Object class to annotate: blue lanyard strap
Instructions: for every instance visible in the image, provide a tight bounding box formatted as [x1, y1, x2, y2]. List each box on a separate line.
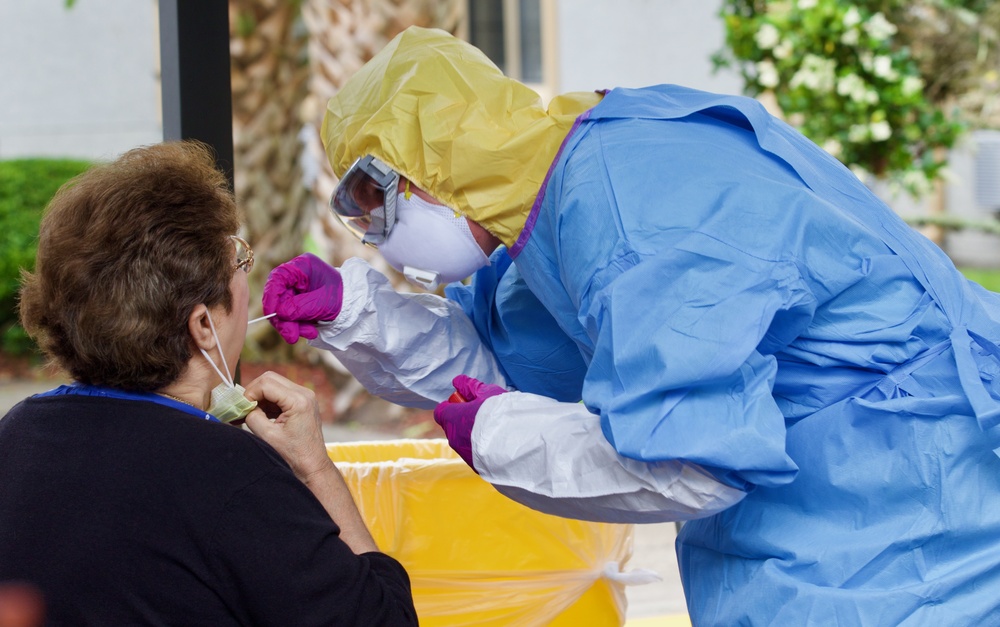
[34, 384, 220, 423]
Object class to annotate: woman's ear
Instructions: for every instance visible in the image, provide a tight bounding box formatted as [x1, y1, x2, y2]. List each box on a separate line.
[187, 304, 216, 352]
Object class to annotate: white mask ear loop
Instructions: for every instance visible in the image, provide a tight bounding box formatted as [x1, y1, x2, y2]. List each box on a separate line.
[199, 311, 235, 388]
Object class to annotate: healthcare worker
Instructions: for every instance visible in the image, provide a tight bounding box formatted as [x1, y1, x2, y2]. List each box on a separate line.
[264, 26, 1000, 625]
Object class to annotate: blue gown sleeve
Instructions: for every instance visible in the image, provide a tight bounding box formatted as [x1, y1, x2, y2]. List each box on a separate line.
[583, 234, 811, 490]
[445, 248, 588, 402]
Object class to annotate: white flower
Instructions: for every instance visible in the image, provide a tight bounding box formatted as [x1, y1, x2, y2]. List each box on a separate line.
[843, 7, 862, 28]
[837, 73, 869, 102]
[865, 12, 898, 40]
[901, 170, 932, 195]
[859, 51, 874, 72]
[774, 39, 794, 60]
[755, 23, 781, 50]
[873, 55, 898, 81]
[848, 124, 869, 143]
[756, 60, 780, 88]
[790, 54, 836, 93]
[864, 88, 880, 105]
[841, 29, 859, 46]
[823, 138, 842, 157]
[901, 76, 924, 97]
[798, 0, 818, 9]
[870, 120, 892, 141]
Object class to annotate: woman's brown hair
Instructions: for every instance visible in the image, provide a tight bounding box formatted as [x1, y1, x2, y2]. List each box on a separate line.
[19, 141, 241, 391]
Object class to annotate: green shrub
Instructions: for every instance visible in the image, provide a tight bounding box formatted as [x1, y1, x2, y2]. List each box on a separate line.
[0, 158, 92, 356]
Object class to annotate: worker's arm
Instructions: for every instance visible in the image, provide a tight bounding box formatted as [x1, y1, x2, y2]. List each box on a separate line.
[470, 391, 746, 523]
[308, 257, 507, 409]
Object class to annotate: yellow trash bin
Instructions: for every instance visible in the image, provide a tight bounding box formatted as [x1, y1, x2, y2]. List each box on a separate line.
[327, 439, 636, 626]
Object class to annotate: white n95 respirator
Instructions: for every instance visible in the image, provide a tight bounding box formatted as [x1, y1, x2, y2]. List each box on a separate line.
[377, 192, 489, 291]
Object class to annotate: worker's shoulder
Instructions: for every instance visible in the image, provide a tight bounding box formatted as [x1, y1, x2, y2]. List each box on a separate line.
[589, 84, 757, 120]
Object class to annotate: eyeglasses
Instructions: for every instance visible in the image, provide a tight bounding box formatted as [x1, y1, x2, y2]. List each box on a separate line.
[230, 235, 254, 274]
[330, 155, 400, 247]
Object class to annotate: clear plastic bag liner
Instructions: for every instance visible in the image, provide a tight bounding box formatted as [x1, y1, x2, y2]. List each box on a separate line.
[326, 439, 648, 626]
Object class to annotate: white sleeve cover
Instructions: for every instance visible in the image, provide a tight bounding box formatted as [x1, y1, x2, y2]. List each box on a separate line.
[308, 257, 507, 410]
[472, 391, 747, 524]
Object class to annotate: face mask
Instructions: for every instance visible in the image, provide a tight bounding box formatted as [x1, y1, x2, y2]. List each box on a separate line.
[377, 192, 489, 291]
[199, 311, 257, 423]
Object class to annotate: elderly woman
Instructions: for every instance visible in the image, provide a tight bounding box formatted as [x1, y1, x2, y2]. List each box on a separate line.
[0, 142, 417, 626]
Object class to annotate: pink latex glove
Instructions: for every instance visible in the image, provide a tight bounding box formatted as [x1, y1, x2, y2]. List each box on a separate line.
[433, 375, 508, 471]
[262, 253, 344, 344]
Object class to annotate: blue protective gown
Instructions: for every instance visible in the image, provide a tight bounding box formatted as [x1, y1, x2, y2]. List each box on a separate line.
[447, 85, 1000, 625]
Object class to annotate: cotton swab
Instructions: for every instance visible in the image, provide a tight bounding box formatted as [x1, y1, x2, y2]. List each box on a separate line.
[248, 313, 277, 325]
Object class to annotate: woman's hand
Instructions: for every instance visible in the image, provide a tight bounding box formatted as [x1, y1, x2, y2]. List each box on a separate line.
[241, 370, 379, 554]
[241, 371, 333, 483]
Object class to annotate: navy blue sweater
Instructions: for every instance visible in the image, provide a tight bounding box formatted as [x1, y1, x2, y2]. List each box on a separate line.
[0, 393, 417, 626]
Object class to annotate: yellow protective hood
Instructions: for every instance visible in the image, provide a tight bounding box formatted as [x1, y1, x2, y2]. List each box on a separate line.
[321, 26, 603, 248]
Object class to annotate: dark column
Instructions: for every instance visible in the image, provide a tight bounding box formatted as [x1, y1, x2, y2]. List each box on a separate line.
[159, 1, 240, 385]
[158, 0, 234, 190]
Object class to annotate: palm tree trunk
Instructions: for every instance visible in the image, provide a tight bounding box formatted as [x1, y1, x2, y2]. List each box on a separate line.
[229, 0, 312, 357]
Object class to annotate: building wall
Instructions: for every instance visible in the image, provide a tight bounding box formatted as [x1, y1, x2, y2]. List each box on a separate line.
[0, 0, 161, 161]
[555, 0, 741, 95]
